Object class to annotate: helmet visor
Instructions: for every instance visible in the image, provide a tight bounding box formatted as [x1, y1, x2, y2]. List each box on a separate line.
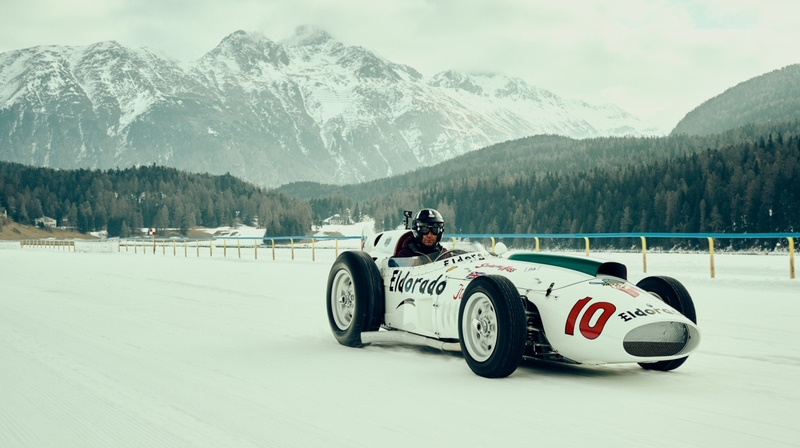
[418, 223, 443, 235]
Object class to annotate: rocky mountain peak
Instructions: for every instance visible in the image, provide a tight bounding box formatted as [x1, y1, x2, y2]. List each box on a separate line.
[429, 70, 486, 95]
[202, 30, 288, 68]
[0, 27, 655, 188]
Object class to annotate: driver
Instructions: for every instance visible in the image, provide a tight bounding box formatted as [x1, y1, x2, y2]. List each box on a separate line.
[396, 208, 445, 262]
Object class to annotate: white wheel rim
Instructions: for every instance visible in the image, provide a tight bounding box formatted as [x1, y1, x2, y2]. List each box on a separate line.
[331, 269, 355, 330]
[462, 292, 498, 362]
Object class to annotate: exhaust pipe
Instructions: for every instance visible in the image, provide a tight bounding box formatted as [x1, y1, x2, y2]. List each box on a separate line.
[360, 330, 462, 352]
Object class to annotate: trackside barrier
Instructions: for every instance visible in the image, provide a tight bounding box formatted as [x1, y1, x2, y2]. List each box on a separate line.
[17, 239, 121, 253]
[19, 239, 76, 251]
[640, 236, 648, 273]
[708, 237, 716, 279]
[111, 236, 355, 262]
[15, 233, 798, 279]
[454, 232, 799, 279]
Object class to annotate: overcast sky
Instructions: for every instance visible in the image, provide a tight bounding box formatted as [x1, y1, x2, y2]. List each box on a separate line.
[2, 0, 799, 131]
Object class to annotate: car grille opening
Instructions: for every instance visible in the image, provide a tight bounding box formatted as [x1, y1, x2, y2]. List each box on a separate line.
[623, 322, 690, 357]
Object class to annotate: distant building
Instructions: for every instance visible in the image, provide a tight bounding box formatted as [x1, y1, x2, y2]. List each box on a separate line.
[35, 216, 57, 228]
[59, 216, 76, 230]
[323, 213, 350, 226]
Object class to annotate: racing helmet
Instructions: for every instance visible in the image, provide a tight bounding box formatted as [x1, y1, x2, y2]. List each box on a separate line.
[412, 208, 444, 244]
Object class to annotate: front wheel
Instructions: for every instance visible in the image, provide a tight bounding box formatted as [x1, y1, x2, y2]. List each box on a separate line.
[458, 276, 527, 378]
[326, 251, 384, 346]
[636, 276, 697, 371]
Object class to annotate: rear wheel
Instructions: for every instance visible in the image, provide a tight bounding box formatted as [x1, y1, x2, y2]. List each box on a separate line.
[458, 276, 527, 378]
[326, 251, 384, 346]
[635, 276, 697, 371]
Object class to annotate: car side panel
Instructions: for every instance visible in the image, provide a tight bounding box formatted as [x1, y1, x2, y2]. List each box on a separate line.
[381, 261, 445, 338]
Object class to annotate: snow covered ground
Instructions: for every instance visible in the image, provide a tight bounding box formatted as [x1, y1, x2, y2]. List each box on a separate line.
[1, 237, 798, 448]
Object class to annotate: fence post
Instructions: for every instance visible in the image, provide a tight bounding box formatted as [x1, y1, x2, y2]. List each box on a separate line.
[335, 239, 339, 258]
[223, 239, 227, 258]
[271, 239, 275, 260]
[173, 240, 176, 256]
[789, 237, 795, 280]
[584, 237, 590, 256]
[708, 237, 715, 279]
[255, 241, 258, 260]
[238, 239, 241, 259]
[291, 239, 294, 261]
[535, 237, 540, 252]
[640, 236, 647, 273]
[196, 240, 199, 257]
[451, 237, 456, 250]
[152, 238, 156, 254]
[209, 239, 213, 257]
[490, 237, 495, 252]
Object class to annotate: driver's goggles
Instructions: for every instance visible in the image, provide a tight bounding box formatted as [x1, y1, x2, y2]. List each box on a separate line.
[418, 224, 443, 235]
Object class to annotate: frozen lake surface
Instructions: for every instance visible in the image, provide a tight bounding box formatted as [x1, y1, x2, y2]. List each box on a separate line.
[1, 243, 798, 448]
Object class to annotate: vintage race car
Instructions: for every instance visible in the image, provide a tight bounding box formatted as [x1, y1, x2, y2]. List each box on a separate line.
[326, 227, 701, 378]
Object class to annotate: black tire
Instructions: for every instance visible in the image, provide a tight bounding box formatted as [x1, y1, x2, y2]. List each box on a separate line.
[458, 275, 527, 378]
[326, 251, 384, 347]
[635, 276, 697, 371]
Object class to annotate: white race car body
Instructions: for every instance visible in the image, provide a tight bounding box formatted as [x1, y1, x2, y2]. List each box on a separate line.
[327, 228, 701, 377]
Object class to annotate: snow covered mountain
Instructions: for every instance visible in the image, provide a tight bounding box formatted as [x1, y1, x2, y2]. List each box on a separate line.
[0, 26, 655, 187]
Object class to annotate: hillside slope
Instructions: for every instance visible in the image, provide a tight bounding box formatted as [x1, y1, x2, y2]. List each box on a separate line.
[672, 64, 800, 136]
